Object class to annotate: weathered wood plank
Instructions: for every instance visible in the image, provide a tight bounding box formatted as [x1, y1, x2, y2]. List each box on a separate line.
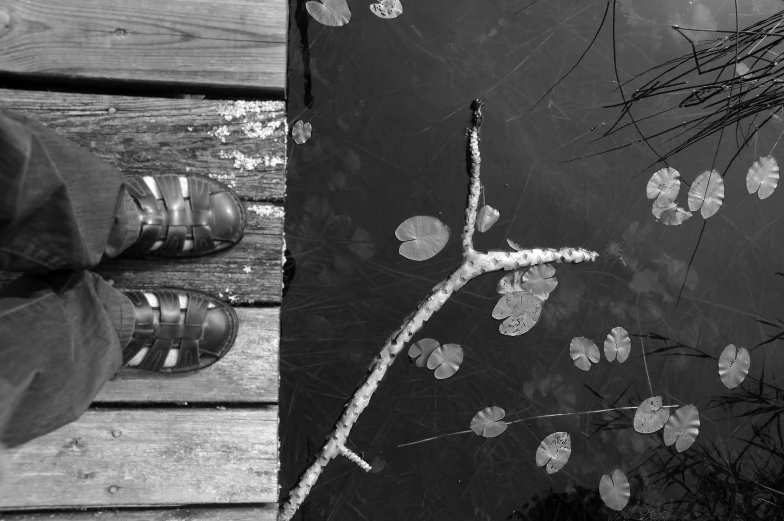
[0, 0, 286, 91]
[0, 409, 278, 508]
[0, 89, 287, 201]
[0, 89, 287, 304]
[0, 506, 277, 520]
[96, 307, 279, 403]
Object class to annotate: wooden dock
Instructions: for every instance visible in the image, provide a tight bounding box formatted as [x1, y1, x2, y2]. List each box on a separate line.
[0, 1, 286, 519]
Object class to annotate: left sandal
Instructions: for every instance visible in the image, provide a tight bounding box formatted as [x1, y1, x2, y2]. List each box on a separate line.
[120, 287, 239, 374]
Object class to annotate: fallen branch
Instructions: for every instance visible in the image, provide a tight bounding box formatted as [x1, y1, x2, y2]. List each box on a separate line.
[279, 100, 598, 521]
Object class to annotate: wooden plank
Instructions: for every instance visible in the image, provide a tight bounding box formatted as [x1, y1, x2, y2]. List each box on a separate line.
[0, 0, 286, 92]
[0, 507, 277, 520]
[96, 308, 279, 403]
[0, 409, 278, 508]
[0, 89, 286, 304]
[0, 89, 287, 201]
[0, 506, 277, 520]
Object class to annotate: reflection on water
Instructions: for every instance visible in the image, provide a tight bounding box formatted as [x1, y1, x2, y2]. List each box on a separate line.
[282, 1, 784, 519]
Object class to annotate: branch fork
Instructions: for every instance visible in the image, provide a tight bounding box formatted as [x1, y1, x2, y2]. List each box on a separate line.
[279, 100, 598, 520]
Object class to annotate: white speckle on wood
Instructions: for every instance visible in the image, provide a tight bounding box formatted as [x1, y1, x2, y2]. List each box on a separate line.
[241, 118, 283, 139]
[208, 125, 231, 143]
[243, 266, 252, 273]
[217, 100, 284, 121]
[218, 149, 263, 171]
[188, 127, 193, 131]
[248, 204, 284, 219]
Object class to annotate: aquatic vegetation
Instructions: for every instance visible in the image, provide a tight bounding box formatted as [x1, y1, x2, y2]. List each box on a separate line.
[633, 396, 670, 434]
[492, 290, 542, 336]
[535, 431, 572, 474]
[394, 215, 450, 261]
[291, 120, 312, 144]
[426, 343, 464, 379]
[470, 406, 507, 438]
[604, 326, 631, 363]
[305, 0, 351, 26]
[369, 0, 402, 19]
[746, 155, 780, 199]
[569, 336, 601, 371]
[475, 205, 500, 232]
[687, 170, 725, 219]
[662, 405, 700, 452]
[718, 344, 751, 389]
[600, 469, 631, 511]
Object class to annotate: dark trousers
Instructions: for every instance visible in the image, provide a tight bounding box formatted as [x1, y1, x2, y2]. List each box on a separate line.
[0, 108, 139, 449]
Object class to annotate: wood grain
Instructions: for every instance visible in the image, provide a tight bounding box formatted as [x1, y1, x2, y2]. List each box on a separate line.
[0, 89, 287, 201]
[0, 0, 286, 91]
[0, 89, 287, 304]
[0, 408, 278, 508]
[0, 507, 277, 521]
[96, 308, 279, 403]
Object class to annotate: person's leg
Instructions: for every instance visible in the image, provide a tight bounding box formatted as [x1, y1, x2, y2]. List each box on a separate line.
[0, 270, 134, 448]
[0, 108, 139, 273]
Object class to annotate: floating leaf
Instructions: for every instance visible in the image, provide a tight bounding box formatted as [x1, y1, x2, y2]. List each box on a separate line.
[570, 337, 600, 371]
[604, 327, 631, 363]
[395, 216, 450, 261]
[736, 61, 750, 77]
[718, 344, 750, 389]
[663, 405, 700, 452]
[746, 156, 779, 200]
[688, 170, 725, 218]
[633, 396, 670, 434]
[522, 265, 558, 300]
[409, 338, 439, 368]
[599, 469, 631, 511]
[651, 200, 675, 220]
[535, 432, 571, 474]
[369, 0, 402, 18]
[493, 291, 542, 336]
[496, 265, 557, 300]
[292, 120, 313, 144]
[426, 343, 464, 379]
[657, 205, 692, 226]
[492, 290, 540, 319]
[305, 0, 351, 26]
[507, 238, 524, 251]
[470, 406, 507, 438]
[476, 205, 500, 233]
[647, 167, 681, 206]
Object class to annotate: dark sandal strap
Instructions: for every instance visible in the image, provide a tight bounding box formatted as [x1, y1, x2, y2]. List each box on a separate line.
[125, 175, 217, 254]
[122, 289, 213, 372]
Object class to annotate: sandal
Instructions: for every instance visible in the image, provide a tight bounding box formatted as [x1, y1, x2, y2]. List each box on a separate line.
[123, 173, 246, 257]
[120, 287, 239, 373]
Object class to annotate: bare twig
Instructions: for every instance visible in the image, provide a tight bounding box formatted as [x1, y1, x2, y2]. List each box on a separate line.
[279, 100, 599, 521]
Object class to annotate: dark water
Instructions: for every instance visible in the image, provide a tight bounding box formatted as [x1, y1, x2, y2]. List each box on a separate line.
[281, 0, 784, 519]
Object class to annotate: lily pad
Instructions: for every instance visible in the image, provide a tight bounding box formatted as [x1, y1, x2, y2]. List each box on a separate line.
[570, 337, 600, 371]
[426, 343, 464, 379]
[496, 265, 557, 300]
[688, 170, 725, 218]
[369, 0, 402, 18]
[633, 396, 670, 434]
[663, 404, 700, 452]
[305, 0, 351, 26]
[535, 431, 571, 474]
[604, 326, 631, 363]
[476, 205, 500, 233]
[292, 120, 313, 144]
[657, 205, 692, 226]
[746, 156, 779, 200]
[599, 468, 631, 511]
[409, 338, 439, 368]
[492, 291, 542, 336]
[507, 238, 524, 251]
[718, 344, 750, 389]
[647, 167, 681, 206]
[470, 406, 507, 438]
[395, 216, 450, 261]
